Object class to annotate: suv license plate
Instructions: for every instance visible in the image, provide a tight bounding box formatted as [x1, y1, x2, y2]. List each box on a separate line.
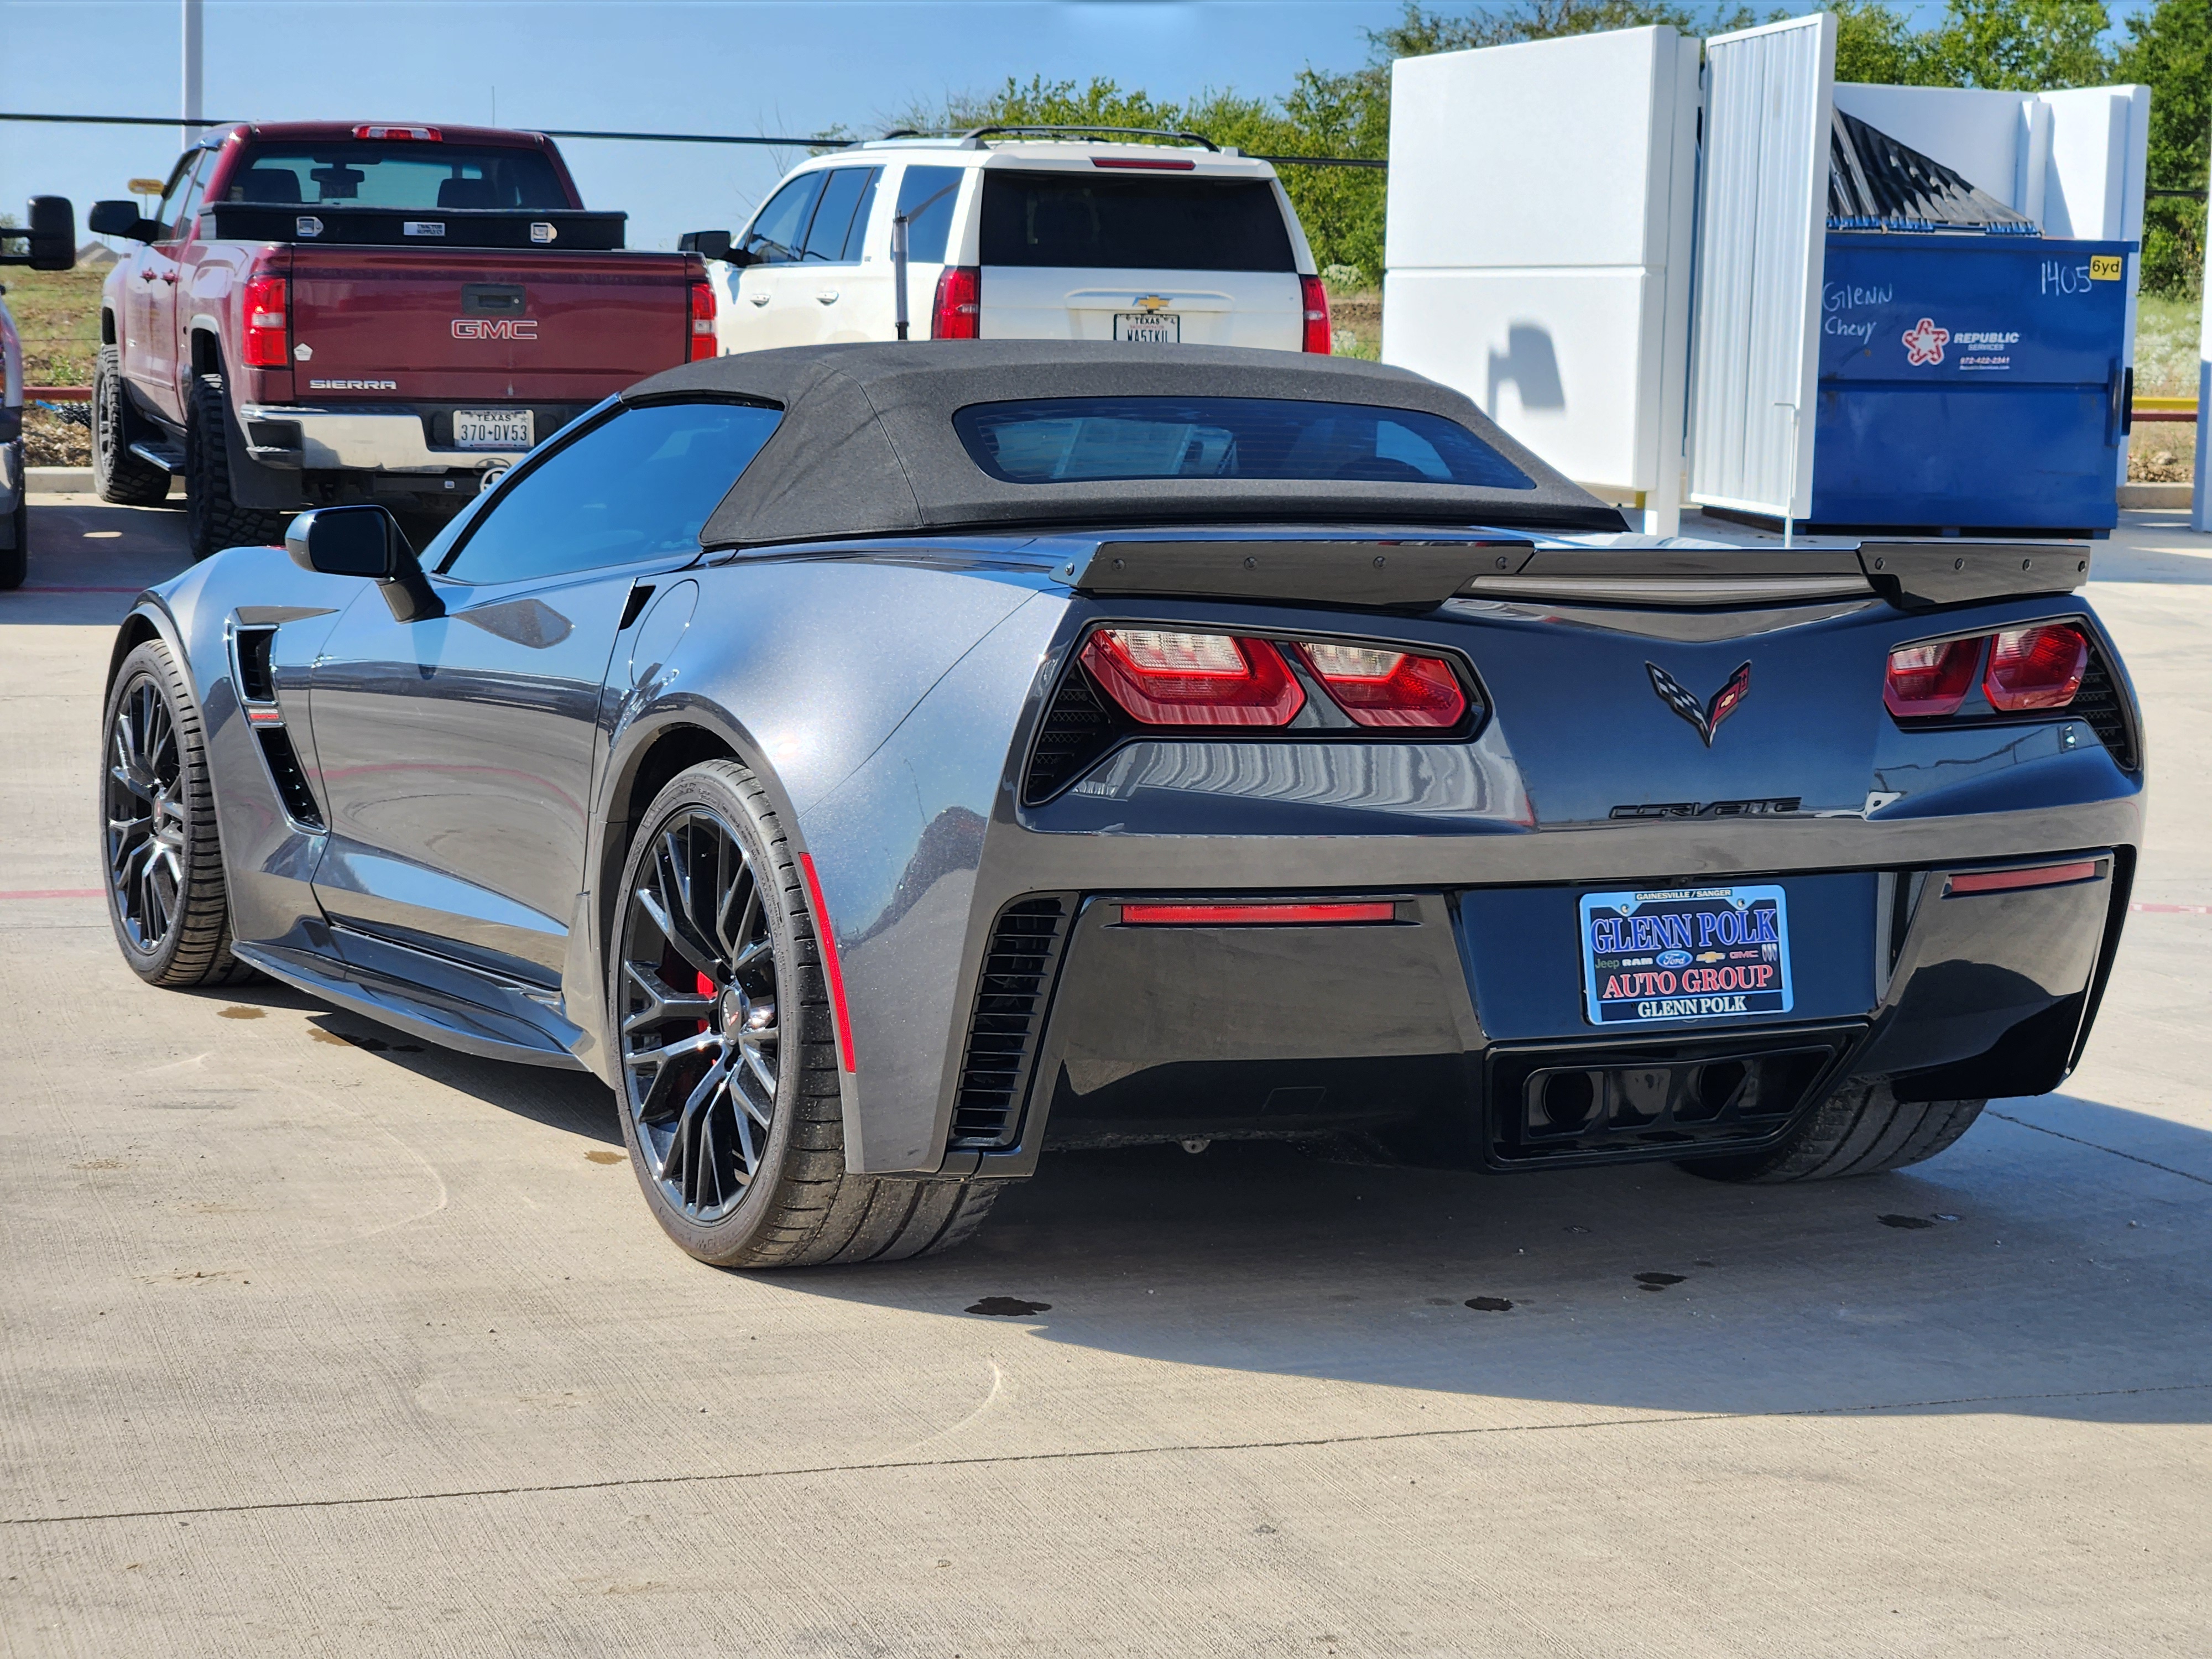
[1113, 312, 1181, 343]
[1578, 885, 1793, 1027]
[453, 408, 533, 450]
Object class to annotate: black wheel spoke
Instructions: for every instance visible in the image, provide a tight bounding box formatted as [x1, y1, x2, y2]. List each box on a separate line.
[618, 802, 782, 1225]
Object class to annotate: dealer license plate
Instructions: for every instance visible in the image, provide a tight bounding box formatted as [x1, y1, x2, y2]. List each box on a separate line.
[1113, 312, 1181, 343]
[452, 408, 533, 451]
[1578, 885, 1793, 1027]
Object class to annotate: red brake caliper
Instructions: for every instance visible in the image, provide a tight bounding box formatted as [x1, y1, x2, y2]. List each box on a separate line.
[696, 969, 716, 1034]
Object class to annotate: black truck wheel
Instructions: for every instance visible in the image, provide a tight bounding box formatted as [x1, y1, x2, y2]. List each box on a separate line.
[92, 346, 173, 507]
[611, 759, 1004, 1267]
[184, 372, 290, 562]
[1677, 1082, 1984, 1183]
[101, 639, 257, 988]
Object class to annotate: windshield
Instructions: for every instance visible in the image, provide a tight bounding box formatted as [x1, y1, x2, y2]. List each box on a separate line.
[979, 171, 1293, 271]
[227, 142, 569, 211]
[953, 397, 1534, 489]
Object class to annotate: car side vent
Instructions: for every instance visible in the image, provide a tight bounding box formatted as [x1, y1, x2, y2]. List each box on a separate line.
[1023, 669, 1124, 804]
[255, 728, 325, 829]
[2073, 641, 2138, 772]
[235, 627, 278, 703]
[948, 897, 1070, 1148]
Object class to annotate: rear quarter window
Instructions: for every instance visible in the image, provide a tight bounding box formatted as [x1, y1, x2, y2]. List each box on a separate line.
[979, 171, 1294, 272]
[953, 397, 1533, 490]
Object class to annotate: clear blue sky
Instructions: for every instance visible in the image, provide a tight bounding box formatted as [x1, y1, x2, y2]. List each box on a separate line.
[0, 0, 2156, 252]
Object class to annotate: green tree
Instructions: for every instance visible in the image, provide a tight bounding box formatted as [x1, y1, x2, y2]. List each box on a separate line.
[1916, 0, 2114, 90]
[2116, 0, 2209, 299]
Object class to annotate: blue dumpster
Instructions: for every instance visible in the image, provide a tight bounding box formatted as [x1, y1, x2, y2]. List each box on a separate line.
[1811, 233, 2135, 534]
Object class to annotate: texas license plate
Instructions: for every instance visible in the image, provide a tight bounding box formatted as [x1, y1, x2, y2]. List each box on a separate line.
[1113, 312, 1181, 343]
[452, 408, 533, 450]
[1578, 885, 1793, 1026]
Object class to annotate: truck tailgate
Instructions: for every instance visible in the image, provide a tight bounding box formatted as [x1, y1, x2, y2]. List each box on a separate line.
[286, 248, 697, 402]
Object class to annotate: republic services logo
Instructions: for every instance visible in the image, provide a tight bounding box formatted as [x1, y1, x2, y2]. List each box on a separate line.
[1646, 661, 1752, 748]
[1901, 316, 1949, 366]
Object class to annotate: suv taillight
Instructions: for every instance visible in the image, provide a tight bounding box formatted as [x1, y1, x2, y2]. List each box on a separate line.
[932, 266, 981, 340]
[688, 279, 717, 361]
[1300, 274, 1331, 355]
[241, 265, 289, 369]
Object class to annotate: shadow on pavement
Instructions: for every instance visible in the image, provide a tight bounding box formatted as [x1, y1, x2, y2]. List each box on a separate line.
[6, 497, 191, 624]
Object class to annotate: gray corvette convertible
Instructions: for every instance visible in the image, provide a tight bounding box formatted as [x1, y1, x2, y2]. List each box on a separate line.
[100, 342, 2143, 1266]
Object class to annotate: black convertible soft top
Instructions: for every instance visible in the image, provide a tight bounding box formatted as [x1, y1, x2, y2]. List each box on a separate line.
[618, 342, 1625, 546]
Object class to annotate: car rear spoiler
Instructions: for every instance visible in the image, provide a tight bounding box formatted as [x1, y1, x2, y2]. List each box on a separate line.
[201, 204, 627, 251]
[1063, 538, 2092, 611]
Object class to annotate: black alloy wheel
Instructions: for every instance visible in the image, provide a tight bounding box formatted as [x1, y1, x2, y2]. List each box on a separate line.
[617, 803, 781, 1225]
[99, 639, 254, 986]
[609, 760, 1006, 1268]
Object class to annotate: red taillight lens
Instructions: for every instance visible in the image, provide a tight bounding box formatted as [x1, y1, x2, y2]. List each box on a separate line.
[1079, 628, 1305, 727]
[1294, 641, 1467, 728]
[1120, 901, 1396, 925]
[688, 279, 717, 361]
[932, 265, 981, 340]
[1300, 274, 1331, 355]
[1884, 636, 1981, 718]
[1984, 623, 2088, 712]
[241, 270, 288, 368]
[353, 124, 442, 141]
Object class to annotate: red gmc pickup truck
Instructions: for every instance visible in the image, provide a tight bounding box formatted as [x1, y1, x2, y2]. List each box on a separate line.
[85, 122, 715, 558]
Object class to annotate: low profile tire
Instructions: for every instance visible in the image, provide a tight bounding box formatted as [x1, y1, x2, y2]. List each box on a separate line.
[101, 639, 256, 988]
[92, 345, 173, 508]
[1677, 1081, 1984, 1183]
[611, 760, 1004, 1268]
[184, 372, 289, 562]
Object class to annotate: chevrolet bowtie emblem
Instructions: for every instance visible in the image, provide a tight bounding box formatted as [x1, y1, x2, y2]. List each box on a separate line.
[1134, 294, 1170, 311]
[1646, 661, 1752, 747]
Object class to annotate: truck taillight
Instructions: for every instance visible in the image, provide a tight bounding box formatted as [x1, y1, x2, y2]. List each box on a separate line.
[931, 266, 981, 340]
[1300, 274, 1331, 355]
[241, 271, 289, 369]
[688, 279, 717, 361]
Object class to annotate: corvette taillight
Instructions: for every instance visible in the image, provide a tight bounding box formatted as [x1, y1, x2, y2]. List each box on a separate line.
[1984, 623, 2088, 712]
[1883, 637, 1981, 718]
[241, 265, 289, 369]
[932, 265, 981, 340]
[688, 279, 717, 361]
[1294, 641, 1466, 728]
[1300, 274, 1332, 355]
[1080, 628, 1304, 727]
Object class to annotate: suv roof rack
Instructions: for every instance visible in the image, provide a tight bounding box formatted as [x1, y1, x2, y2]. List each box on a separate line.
[877, 124, 1220, 152]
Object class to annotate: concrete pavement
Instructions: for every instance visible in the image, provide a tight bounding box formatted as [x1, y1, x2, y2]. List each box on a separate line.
[2, 494, 2207, 1656]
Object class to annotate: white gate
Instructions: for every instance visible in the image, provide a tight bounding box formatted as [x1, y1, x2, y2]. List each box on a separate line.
[1686, 12, 1835, 521]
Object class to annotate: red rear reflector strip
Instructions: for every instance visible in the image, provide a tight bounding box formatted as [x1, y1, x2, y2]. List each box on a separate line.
[246, 707, 283, 724]
[1092, 156, 1198, 170]
[1120, 901, 1397, 925]
[1946, 860, 2099, 895]
[797, 853, 857, 1072]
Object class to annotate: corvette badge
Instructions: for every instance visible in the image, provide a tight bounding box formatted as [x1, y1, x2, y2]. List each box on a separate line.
[1646, 661, 1752, 747]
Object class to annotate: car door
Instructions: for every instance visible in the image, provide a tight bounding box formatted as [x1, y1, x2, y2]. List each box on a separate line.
[794, 165, 881, 342]
[144, 148, 213, 421]
[306, 397, 783, 989]
[720, 171, 827, 353]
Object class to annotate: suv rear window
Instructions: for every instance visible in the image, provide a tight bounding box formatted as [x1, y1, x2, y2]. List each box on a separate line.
[953, 397, 1533, 489]
[226, 143, 568, 210]
[979, 172, 1294, 272]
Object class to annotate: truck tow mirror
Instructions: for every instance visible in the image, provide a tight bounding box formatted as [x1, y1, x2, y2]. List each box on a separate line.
[1, 196, 78, 269]
[679, 229, 734, 261]
[87, 200, 159, 244]
[285, 505, 444, 622]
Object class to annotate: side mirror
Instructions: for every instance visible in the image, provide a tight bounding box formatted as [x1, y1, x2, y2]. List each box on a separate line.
[88, 199, 159, 243]
[284, 505, 444, 622]
[678, 229, 734, 260]
[27, 197, 75, 270]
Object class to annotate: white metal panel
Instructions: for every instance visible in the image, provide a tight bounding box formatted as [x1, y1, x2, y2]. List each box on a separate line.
[1686, 11, 1835, 521]
[1830, 84, 2027, 209]
[2198, 119, 2212, 533]
[1383, 27, 1699, 525]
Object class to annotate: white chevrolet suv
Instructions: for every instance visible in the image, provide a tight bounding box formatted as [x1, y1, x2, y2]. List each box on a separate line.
[685, 127, 1331, 355]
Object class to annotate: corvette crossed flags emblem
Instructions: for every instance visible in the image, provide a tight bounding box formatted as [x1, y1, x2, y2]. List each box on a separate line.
[1646, 661, 1753, 747]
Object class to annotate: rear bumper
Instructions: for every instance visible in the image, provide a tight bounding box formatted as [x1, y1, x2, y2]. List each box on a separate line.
[237, 403, 533, 474]
[948, 851, 2128, 1176]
